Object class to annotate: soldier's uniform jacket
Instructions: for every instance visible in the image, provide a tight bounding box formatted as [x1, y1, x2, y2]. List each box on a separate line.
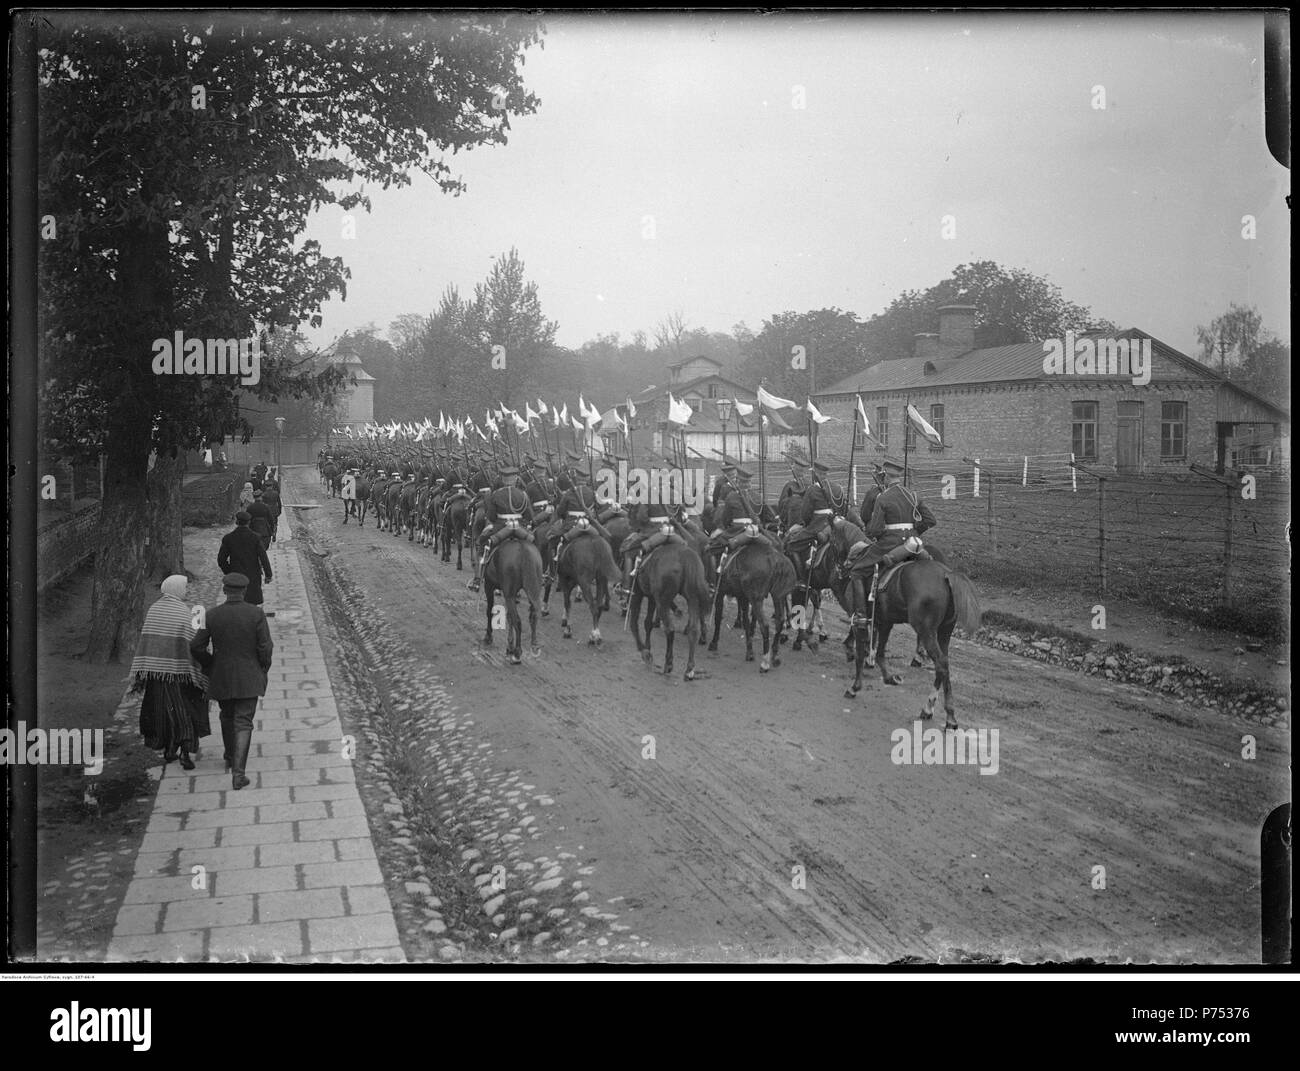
[865, 483, 936, 550]
[716, 485, 762, 531]
[712, 475, 734, 508]
[557, 484, 598, 523]
[777, 477, 806, 513]
[799, 480, 835, 526]
[484, 483, 534, 529]
[859, 484, 883, 530]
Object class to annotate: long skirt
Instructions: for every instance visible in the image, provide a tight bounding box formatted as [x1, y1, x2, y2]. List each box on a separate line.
[140, 679, 211, 754]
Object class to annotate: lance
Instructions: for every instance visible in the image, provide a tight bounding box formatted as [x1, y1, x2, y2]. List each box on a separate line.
[843, 399, 860, 517]
[903, 393, 911, 486]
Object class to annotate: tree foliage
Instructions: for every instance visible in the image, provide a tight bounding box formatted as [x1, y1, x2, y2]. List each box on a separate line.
[37, 12, 544, 659]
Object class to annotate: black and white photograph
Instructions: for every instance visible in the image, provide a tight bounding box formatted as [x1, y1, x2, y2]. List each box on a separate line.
[9, 8, 1291, 977]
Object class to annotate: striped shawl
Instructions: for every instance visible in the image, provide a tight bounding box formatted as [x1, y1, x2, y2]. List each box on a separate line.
[130, 593, 209, 691]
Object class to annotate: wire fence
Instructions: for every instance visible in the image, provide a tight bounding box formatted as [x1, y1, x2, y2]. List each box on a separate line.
[760, 452, 1291, 638]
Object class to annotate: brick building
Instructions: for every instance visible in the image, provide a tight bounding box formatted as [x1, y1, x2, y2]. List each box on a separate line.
[814, 304, 1289, 476]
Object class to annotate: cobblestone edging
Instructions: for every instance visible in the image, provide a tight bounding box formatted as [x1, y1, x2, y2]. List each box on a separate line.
[303, 528, 649, 963]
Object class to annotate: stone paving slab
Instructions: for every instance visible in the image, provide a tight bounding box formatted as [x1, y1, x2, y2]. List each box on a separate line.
[107, 515, 404, 963]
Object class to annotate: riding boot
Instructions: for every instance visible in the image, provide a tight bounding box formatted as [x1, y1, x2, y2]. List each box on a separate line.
[864, 566, 880, 667]
[221, 719, 234, 770]
[231, 729, 252, 790]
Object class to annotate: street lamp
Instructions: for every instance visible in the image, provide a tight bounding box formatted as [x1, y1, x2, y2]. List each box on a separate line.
[274, 416, 285, 476]
[716, 397, 733, 469]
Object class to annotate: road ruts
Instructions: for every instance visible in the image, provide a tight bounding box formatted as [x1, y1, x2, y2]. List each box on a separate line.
[286, 467, 1286, 964]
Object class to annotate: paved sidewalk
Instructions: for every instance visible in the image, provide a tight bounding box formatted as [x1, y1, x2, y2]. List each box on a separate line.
[107, 513, 405, 962]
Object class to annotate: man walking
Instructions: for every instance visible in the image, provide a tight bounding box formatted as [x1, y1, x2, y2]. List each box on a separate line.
[247, 489, 275, 550]
[218, 511, 273, 610]
[190, 573, 273, 790]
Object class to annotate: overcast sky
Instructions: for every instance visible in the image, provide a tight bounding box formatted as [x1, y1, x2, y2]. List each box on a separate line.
[300, 11, 1288, 361]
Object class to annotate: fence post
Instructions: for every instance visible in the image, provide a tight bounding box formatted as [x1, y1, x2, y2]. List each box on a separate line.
[1070, 452, 1077, 494]
[987, 473, 997, 554]
[1222, 480, 1233, 602]
[972, 457, 980, 499]
[1022, 455, 1028, 487]
[1097, 476, 1107, 596]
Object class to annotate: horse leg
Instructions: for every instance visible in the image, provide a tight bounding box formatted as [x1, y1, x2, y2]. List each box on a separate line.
[561, 579, 573, 640]
[456, 525, 464, 570]
[845, 579, 867, 699]
[586, 579, 602, 646]
[756, 599, 772, 673]
[661, 604, 675, 676]
[629, 589, 650, 666]
[937, 615, 957, 730]
[919, 623, 944, 722]
[770, 596, 785, 669]
[791, 587, 805, 651]
[644, 596, 659, 667]
[877, 622, 901, 685]
[508, 596, 523, 665]
[483, 586, 495, 646]
[808, 590, 823, 652]
[912, 633, 927, 668]
[683, 611, 699, 680]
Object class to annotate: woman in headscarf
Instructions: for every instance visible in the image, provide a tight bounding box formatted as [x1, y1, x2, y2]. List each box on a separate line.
[238, 481, 255, 516]
[129, 575, 212, 769]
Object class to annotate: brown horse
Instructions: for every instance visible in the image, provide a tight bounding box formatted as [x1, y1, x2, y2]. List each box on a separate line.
[342, 473, 371, 526]
[707, 539, 797, 673]
[827, 519, 981, 729]
[623, 540, 712, 680]
[482, 538, 544, 665]
[556, 530, 622, 645]
[441, 496, 471, 569]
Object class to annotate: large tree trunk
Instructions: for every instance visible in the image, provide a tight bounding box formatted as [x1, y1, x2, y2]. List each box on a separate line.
[85, 419, 152, 663]
[147, 449, 186, 581]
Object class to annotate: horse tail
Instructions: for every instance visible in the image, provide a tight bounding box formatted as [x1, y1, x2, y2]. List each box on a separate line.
[946, 570, 982, 635]
[769, 551, 798, 601]
[682, 548, 713, 623]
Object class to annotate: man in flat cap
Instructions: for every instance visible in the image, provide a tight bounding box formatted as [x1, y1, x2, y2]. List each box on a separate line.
[190, 573, 274, 790]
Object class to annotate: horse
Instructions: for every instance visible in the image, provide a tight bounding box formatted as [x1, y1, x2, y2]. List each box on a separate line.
[400, 479, 421, 541]
[342, 472, 371, 527]
[385, 479, 404, 536]
[622, 539, 712, 680]
[706, 538, 796, 672]
[321, 459, 340, 497]
[482, 538, 544, 665]
[827, 519, 982, 729]
[441, 495, 471, 569]
[555, 529, 622, 645]
[783, 532, 837, 653]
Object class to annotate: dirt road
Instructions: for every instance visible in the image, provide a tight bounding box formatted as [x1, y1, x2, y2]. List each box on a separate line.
[288, 470, 1286, 964]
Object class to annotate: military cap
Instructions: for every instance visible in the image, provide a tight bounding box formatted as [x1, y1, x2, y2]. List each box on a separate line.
[812, 461, 830, 475]
[222, 572, 250, 590]
[498, 465, 519, 478]
[881, 458, 905, 475]
[790, 456, 812, 470]
[733, 467, 753, 481]
[565, 450, 586, 464]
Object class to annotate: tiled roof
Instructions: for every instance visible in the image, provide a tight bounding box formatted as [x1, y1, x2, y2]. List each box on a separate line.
[817, 329, 1215, 396]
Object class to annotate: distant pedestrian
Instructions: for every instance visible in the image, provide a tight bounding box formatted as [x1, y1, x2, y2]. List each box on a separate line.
[190, 573, 273, 790]
[218, 511, 272, 607]
[261, 481, 282, 543]
[247, 489, 274, 551]
[129, 574, 211, 770]
[238, 481, 255, 513]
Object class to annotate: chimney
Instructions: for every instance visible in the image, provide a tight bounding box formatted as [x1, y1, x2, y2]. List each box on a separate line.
[938, 304, 977, 355]
[913, 333, 941, 361]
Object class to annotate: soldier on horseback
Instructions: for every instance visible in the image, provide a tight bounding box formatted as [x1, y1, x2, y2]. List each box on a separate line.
[545, 453, 612, 584]
[712, 462, 736, 510]
[859, 462, 887, 529]
[783, 460, 844, 574]
[468, 465, 535, 592]
[776, 455, 812, 529]
[708, 467, 779, 582]
[840, 457, 936, 601]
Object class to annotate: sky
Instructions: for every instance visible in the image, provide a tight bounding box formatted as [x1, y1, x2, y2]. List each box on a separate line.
[300, 11, 1289, 362]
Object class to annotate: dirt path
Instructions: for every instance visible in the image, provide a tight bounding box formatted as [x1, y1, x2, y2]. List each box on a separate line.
[291, 471, 1286, 964]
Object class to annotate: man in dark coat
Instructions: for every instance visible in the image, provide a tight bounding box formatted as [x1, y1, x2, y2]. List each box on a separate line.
[247, 489, 275, 550]
[217, 512, 273, 608]
[191, 573, 273, 790]
[260, 481, 282, 542]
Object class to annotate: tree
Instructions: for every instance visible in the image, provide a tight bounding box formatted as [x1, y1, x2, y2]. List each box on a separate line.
[653, 310, 689, 363]
[1196, 304, 1289, 401]
[38, 12, 543, 660]
[738, 308, 870, 397]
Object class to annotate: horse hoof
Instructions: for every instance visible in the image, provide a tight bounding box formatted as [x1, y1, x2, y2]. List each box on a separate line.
[541, 607, 550, 617]
[531, 646, 542, 658]
[771, 657, 781, 668]
[884, 673, 902, 686]
[641, 651, 653, 666]
[684, 669, 696, 681]
[509, 653, 521, 665]
[843, 689, 856, 699]
[587, 637, 597, 646]
[920, 708, 933, 720]
[808, 642, 819, 654]
[818, 634, 828, 643]
[707, 643, 718, 653]
[562, 628, 572, 639]
[911, 657, 925, 668]
[945, 720, 959, 732]
[759, 660, 770, 673]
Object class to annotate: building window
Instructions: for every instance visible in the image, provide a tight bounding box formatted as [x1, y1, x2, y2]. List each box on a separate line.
[1160, 401, 1186, 459]
[706, 383, 718, 399]
[876, 407, 888, 449]
[1072, 401, 1098, 459]
[929, 404, 945, 451]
